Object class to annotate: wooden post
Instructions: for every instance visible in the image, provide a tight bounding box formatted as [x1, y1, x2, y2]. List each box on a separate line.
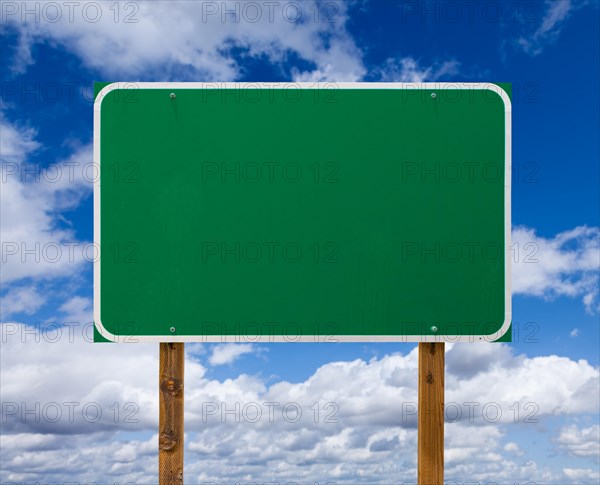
[159, 343, 185, 484]
[418, 342, 445, 485]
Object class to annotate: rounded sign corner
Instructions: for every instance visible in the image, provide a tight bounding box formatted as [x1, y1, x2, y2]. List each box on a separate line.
[485, 315, 513, 343]
[93, 318, 120, 343]
[93, 82, 125, 110]
[482, 83, 512, 113]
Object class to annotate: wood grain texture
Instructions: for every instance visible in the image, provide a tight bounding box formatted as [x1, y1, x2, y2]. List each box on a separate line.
[159, 343, 184, 484]
[418, 342, 445, 485]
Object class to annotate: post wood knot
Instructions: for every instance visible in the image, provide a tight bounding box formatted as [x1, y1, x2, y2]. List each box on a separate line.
[159, 431, 178, 451]
[160, 377, 183, 396]
[426, 372, 433, 384]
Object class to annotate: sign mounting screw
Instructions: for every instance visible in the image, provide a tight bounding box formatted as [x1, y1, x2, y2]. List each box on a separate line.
[430, 326, 438, 333]
[170, 93, 176, 99]
[431, 93, 437, 99]
[170, 326, 176, 333]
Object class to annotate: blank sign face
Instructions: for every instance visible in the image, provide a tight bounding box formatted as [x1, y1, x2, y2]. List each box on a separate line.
[94, 83, 511, 343]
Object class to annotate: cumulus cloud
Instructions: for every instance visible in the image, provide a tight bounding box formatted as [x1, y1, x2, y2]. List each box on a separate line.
[0, 118, 39, 163]
[58, 295, 93, 325]
[0, 285, 46, 317]
[562, 467, 600, 482]
[3, 0, 365, 82]
[446, 341, 513, 379]
[512, 225, 600, 313]
[446, 344, 599, 418]
[555, 424, 600, 459]
[0, 323, 159, 436]
[0, 114, 92, 285]
[504, 441, 524, 456]
[208, 343, 264, 366]
[0, 432, 158, 483]
[1, 324, 598, 483]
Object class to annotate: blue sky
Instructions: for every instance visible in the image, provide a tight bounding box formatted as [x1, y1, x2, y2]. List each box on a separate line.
[1, 1, 599, 483]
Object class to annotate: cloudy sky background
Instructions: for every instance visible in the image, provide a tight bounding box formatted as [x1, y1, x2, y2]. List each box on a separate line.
[1, 0, 599, 483]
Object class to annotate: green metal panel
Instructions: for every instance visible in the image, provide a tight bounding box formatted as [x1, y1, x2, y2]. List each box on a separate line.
[94, 83, 511, 342]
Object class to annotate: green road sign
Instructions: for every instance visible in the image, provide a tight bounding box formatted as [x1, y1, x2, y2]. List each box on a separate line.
[93, 82, 511, 343]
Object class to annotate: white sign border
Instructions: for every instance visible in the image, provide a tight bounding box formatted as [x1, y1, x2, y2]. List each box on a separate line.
[94, 82, 511, 343]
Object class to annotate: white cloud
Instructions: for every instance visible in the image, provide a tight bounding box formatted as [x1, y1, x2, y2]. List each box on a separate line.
[516, 0, 593, 56]
[0, 114, 92, 285]
[0, 324, 159, 435]
[447, 344, 599, 418]
[504, 441, 524, 456]
[512, 225, 600, 313]
[555, 424, 600, 458]
[446, 341, 513, 379]
[375, 57, 460, 82]
[4, 1, 365, 82]
[445, 424, 504, 465]
[58, 295, 93, 324]
[208, 343, 262, 366]
[1, 324, 598, 483]
[0, 285, 46, 317]
[570, 328, 580, 337]
[0, 432, 157, 483]
[563, 467, 600, 482]
[0, 119, 39, 163]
